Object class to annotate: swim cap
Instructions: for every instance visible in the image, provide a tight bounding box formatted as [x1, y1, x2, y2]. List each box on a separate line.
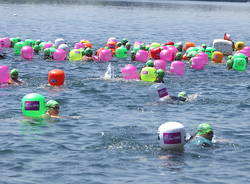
[121, 39, 128, 45]
[33, 45, 40, 52]
[125, 42, 131, 50]
[139, 44, 146, 50]
[227, 59, 233, 68]
[35, 40, 42, 45]
[178, 91, 187, 98]
[10, 69, 19, 79]
[44, 48, 51, 56]
[116, 42, 122, 47]
[46, 100, 59, 109]
[175, 52, 183, 60]
[196, 123, 213, 136]
[156, 69, 165, 79]
[84, 48, 93, 56]
[146, 60, 154, 67]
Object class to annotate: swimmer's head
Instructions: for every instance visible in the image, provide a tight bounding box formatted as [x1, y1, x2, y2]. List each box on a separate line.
[116, 42, 122, 48]
[46, 100, 60, 110]
[33, 45, 40, 53]
[196, 123, 213, 136]
[175, 52, 183, 60]
[140, 44, 146, 50]
[84, 48, 93, 56]
[131, 50, 136, 60]
[121, 39, 128, 45]
[146, 60, 154, 67]
[35, 40, 42, 45]
[46, 100, 60, 116]
[178, 91, 187, 98]
[202, 44, 207, 48]
[44, 48, 51, 56]
[10, 69, 19, 80]
[156, 69, 165, 79]
[125, 42, 131, 50]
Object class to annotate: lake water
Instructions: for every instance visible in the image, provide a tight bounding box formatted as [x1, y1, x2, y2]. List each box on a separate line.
[1, 0, 250, 183]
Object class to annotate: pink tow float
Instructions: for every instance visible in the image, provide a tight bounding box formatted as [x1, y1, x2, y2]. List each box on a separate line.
[121, 64, 139, 80]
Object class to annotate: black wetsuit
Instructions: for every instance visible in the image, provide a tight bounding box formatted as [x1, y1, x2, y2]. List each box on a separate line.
[169, 96, 187, 102]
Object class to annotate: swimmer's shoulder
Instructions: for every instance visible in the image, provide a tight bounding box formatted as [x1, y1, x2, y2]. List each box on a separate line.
[192, 136, 213, 147]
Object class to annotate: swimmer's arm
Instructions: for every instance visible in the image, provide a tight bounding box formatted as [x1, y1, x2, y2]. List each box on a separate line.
[185, 135, 195, 143]
[212, 137, 232, 143]
[58, 115, 81, 119]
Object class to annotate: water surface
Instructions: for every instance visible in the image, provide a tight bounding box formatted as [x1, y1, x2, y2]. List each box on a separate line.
[1, 1, 250, 184]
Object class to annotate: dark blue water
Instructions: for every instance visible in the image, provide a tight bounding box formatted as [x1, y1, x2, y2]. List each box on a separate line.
[1, 1, 250, 184]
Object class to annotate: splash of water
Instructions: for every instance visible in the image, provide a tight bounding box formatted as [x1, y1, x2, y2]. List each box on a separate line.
[103, 63, 114, 79]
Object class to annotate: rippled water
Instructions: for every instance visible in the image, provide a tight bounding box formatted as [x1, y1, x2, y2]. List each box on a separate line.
[1, 1, 250, 184]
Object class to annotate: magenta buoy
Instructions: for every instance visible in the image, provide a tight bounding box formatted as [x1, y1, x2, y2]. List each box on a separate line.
[196, 52, 209, 65]
[191, 56, 205, 70]
[53, 49, 66, 61]
[121, 64, 139, 80]
[99, 49, 112, 62]
[0, 65, 10, 83]
[21, 46, 34, 60]
[170, 61, 184, 75]
[0, 37, 11, 48]
[154, 59, 167, 71]
[135, 50, 148, 63]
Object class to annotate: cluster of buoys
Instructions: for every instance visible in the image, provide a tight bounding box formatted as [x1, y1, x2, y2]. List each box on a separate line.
[1, 35, 250, 86]
[0, 37, 132, 62]
[1, 35, 249, 70]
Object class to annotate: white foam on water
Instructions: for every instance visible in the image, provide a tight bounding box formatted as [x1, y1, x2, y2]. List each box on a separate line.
[103, 63, 114, 80]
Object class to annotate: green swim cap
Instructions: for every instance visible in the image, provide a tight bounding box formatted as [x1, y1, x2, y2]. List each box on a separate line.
[175, 52, 183, 60]
[44, 48, 51, 56]
[227, 59, 233, 68]
[146, 60, 154, 67]
[121, 39, 128, 45]
[139, 44, 146, 50]
[156, 69, 165, 79]
[46, 100, 59, 109]
[10, 69, 19, 78]
[196, 123, 213, 136]
[84, 48, 93, 56]
[116, 42, 122, 47]
[35, 40, 42, 45]
[33, 45, 40, 52]
[178, 91, 187, 98]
